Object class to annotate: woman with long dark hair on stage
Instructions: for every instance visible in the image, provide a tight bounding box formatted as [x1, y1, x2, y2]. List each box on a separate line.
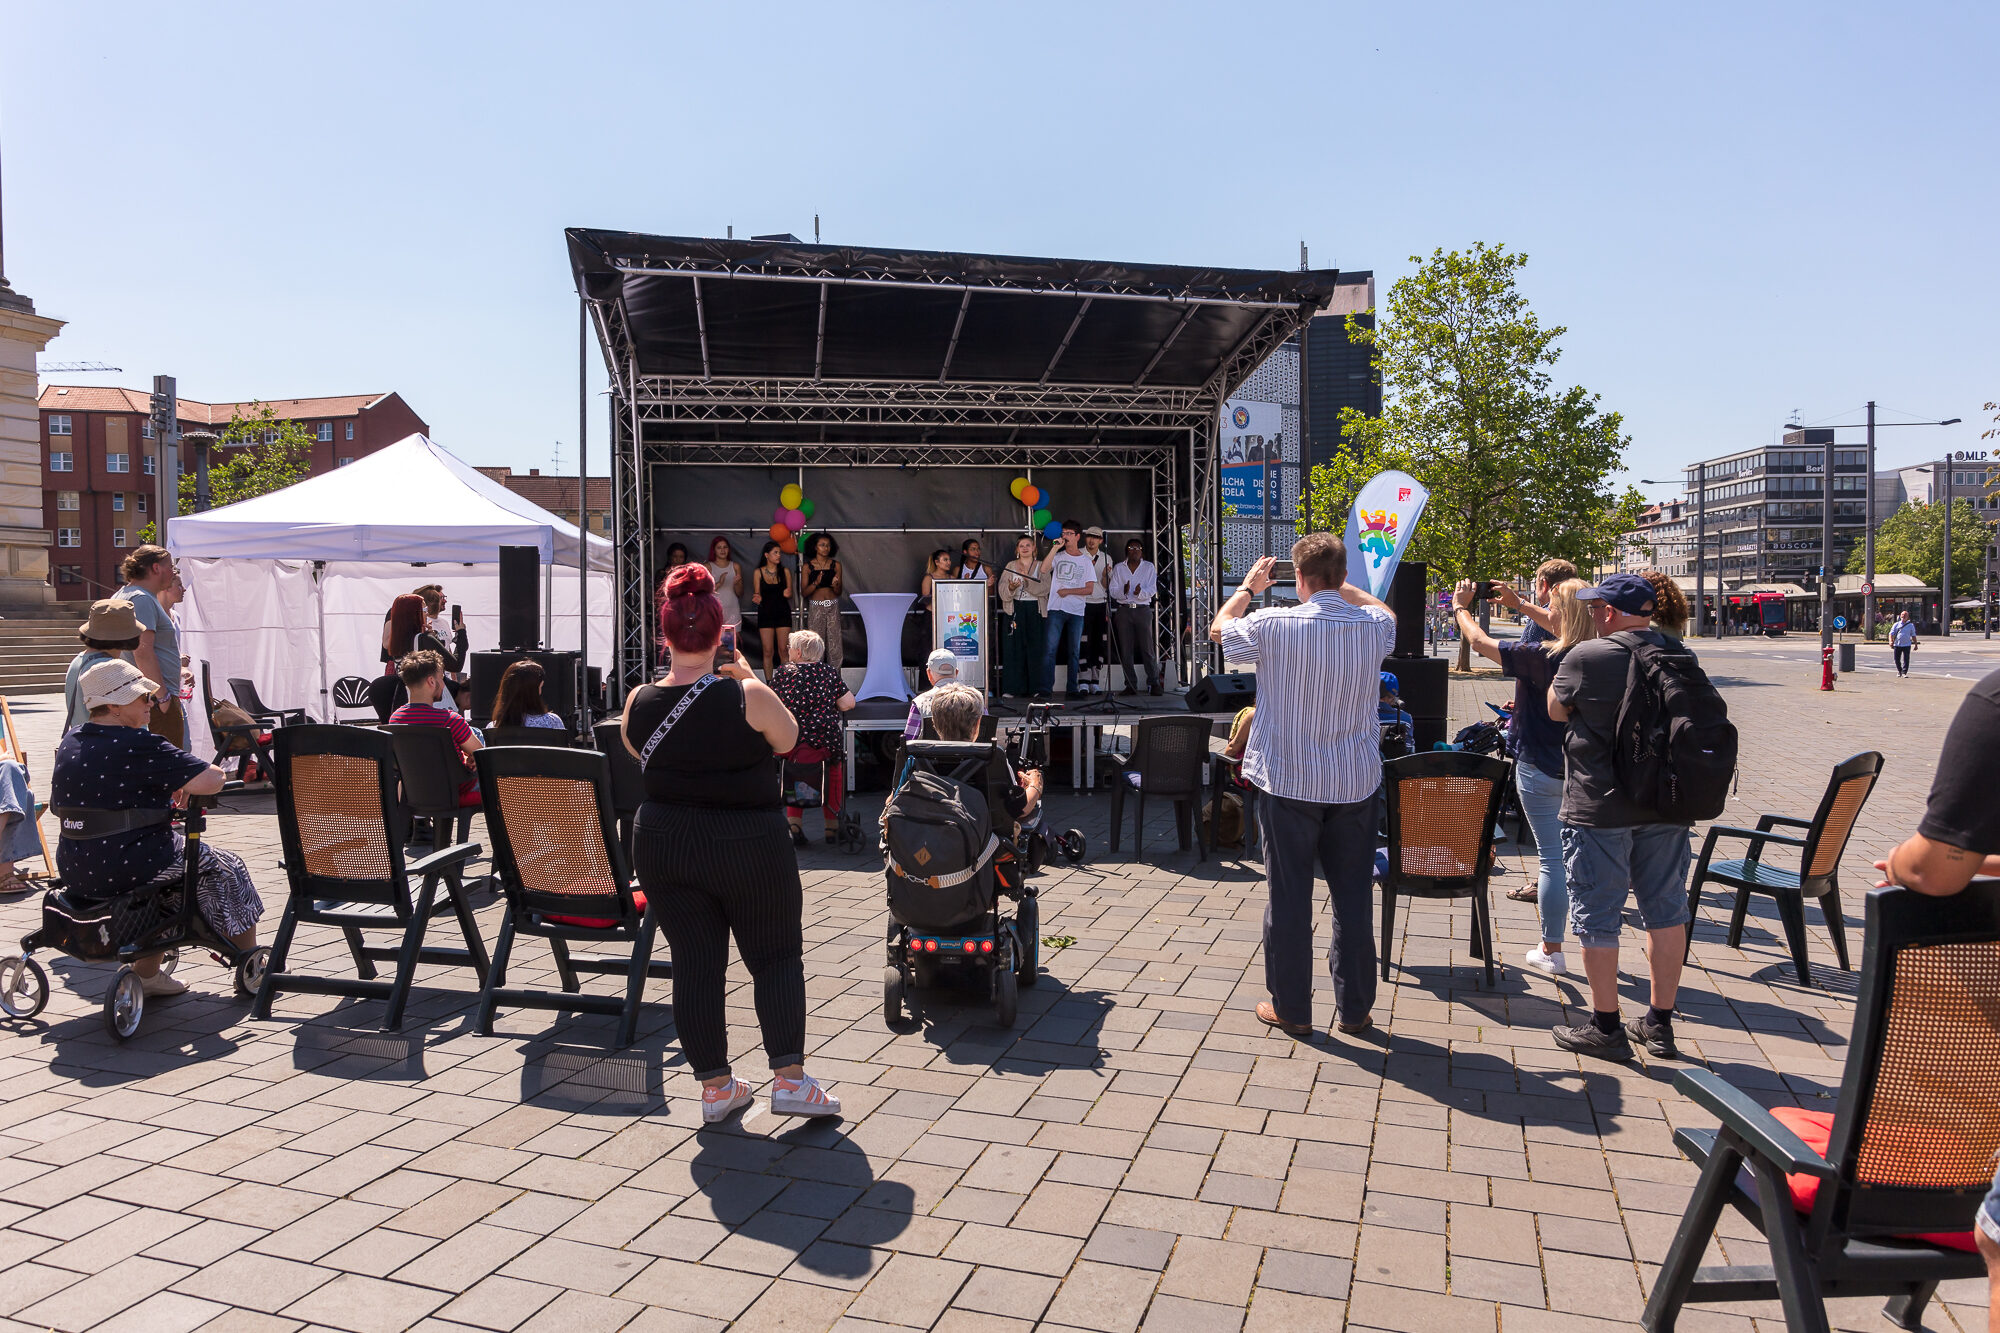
[621, 563, 839, 1123]
[706, 537, 744, 635]
[998, 535, 1048, 697]
[753, 540, 793, 679]
[802, 533, 844, 668]
[916, 548, 953, 661]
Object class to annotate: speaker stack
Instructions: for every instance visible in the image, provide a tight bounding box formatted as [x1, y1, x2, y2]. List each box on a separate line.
[498, 545, 540, 651]
[1385, 561, 1448, 752]
[1185, 671, 1256, 713]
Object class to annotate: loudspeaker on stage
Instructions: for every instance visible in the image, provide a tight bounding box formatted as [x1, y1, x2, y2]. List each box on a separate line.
[1185, 671, 1256, 713]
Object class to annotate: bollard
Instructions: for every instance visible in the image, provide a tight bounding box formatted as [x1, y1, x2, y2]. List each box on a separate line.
[1838, 642, 1856, 674]
[1820, 644, 1835, 691]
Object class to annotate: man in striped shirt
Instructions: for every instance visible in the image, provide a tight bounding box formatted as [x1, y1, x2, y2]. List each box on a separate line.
[1213, 533, 1395, 1038]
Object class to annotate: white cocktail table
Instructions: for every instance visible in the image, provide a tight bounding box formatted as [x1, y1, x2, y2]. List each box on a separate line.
[850, 592, 917, 702]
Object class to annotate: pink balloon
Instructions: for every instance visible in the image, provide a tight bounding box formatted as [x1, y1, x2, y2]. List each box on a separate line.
[773, 505, 789, 524]
[783, 508, 806, 532]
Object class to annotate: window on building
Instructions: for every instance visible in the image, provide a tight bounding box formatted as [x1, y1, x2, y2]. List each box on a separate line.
[338, 456, 354, 467]
[317, 422, 333, 442]
[265, 429, 279, 445]
[141, 419, 155, 439]
[49, 450, 72, 472]
[142, 454, 156, 476]
[58, 565, 81, 586]
[112, 493, 125, 512]
[56, 491, 78, 511]
[112, 528, 127, 548]
[48, 414, 71, 436]
[56, 528, 80, 548]
[107, 452, 128, 473]
[345, 421, 354, 441]
[136, 493, 148, 514]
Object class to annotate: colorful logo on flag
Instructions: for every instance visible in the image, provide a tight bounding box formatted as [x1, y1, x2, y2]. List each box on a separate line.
[1358, 510, 1398, 568]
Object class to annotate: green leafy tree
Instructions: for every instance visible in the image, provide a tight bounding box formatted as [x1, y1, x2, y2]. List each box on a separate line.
[138, 403, 313, 543]
[1870, 498, 1993, 602]
[1298, 243, 1635, 667]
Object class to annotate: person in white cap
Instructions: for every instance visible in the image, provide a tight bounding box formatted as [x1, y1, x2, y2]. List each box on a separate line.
[903, 648, 983, 739]
[48, 659, 263, 997]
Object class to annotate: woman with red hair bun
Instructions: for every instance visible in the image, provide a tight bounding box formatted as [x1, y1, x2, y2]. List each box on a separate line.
[620, 562, 842, 1124]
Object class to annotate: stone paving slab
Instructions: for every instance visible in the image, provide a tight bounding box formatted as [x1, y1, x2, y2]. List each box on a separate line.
[0, 643, 1990, 1332]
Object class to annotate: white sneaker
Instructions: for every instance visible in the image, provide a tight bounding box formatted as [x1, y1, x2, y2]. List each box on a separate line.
[1521, 946, 1567, 976]
[140, 972, 189, 997]
[700, 1077, 753, 1124]
[770, 1073, 841, 1118]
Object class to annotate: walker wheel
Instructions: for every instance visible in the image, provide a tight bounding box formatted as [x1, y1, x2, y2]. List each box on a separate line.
[157, 947, 180, 977]
[838, 812, 863, 855]
[994, 962, 1018, 1030]
[1061, 830, 1087, 864]
[235, 947, 272, 999]
[883, 966, 906, 1026]
[0, 956, 49, 1020]
[104, 966, 144, 1042]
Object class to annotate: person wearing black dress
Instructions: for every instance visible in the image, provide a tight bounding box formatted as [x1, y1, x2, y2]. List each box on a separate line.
[752, 540, 793, 680]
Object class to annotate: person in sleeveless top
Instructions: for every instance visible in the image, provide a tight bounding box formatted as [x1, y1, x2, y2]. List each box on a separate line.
[622, 562, 841, 1123]
[752, 540, 793, 680]
[705, 536, 744, 631]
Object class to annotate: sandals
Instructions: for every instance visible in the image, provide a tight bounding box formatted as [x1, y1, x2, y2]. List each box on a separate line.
[1506, 885, 1539, 902]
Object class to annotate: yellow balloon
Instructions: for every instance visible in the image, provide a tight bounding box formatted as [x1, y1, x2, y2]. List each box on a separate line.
[1009, 477, 1029, 500]
[779, 483, 804, 510]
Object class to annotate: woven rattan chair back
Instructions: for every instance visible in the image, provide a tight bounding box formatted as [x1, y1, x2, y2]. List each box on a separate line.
[1129, 716, 1211, 800]
[1383, 751, 1509, 893]
[274, 725, 407, 911]
[1802, 753, 1884, 881]
[477, 747, 633, 924]
[1820, 880, 2000, 1238]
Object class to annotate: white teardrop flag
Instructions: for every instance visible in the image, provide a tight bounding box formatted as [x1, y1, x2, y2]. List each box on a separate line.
[1341, 471, 1430, 600]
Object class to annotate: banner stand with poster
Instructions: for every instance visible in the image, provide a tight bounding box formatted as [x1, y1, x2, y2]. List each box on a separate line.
[931, 579, 990, 693]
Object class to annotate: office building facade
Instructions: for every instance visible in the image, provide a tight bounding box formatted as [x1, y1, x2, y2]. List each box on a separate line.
[1681, 429, 1868, 589]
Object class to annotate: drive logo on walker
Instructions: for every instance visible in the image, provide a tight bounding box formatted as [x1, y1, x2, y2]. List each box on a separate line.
[1341, 469, 1430, 599]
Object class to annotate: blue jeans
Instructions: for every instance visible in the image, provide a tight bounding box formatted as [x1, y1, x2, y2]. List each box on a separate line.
[1562, 823, 1692, 949]
[1514, 762, 1568, 946]
[1980, 1164, 2000, 1245]
[1041, 609, 1084, 695]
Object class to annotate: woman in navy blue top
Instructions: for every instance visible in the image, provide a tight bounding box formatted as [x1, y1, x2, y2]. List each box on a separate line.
[52, 659, 263, 997]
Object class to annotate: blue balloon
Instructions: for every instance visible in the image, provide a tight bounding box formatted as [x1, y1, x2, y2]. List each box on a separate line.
[1042, 520, 1063, 538]
[1034, 491, 1051, 511]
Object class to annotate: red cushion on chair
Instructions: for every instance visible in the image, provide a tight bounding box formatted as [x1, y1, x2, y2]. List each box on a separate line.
[1767, 1106, 1976, 1252]
[546, 889, 646, 931]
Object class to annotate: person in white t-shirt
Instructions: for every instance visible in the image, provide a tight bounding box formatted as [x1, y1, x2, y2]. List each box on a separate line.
[1037, 520, 1096, 700]
[1077, 526, 1113, 693]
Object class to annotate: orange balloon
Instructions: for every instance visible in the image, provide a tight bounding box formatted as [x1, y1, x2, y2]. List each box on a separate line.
[1020, 484, 1041, 508]
[768, 522, 788, 541]
[779, 533, 799, 554]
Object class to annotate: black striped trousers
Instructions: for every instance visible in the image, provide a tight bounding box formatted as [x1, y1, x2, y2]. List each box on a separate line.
[633, 802, 807, 1080]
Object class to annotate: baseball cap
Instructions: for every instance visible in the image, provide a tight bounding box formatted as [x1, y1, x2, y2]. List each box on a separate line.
[80, 658, 161, 710]
[1575, 573, 1658, 616]
[1379, 671, 1400, 694]
[925, 648, 960, 679]
[1083, 525, 1105, 539]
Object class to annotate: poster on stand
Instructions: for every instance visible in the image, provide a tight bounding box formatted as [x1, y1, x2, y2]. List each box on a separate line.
[1342, 470, 1430, 600]
[1219, 400, 1282, 520]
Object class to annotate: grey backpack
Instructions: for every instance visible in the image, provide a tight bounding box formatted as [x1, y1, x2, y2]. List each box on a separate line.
[884, 769, 1000, 930]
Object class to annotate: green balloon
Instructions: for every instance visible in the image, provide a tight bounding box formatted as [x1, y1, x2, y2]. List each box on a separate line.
[1032, 507, 1051, 529]
[799, 497, 815, 519]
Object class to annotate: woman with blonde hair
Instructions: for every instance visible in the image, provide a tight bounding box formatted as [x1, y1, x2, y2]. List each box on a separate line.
[1451, 577, 1598, 976]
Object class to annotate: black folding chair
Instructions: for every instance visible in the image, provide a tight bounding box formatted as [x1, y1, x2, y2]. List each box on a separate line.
[1643, 881, 2000, 1333]
[229, 677, 310, 728]
[483, 725, 575, 748]
[331, 675, 376, 723]
[593, 720, 644, 856]
[1379, 751, 1510, 986]
[365, 674, 406, 724]
[254, 725, 490, 1031]
[383, 723, 481, 859]
[201, 661, 275, 785]
[1107, 716, 1213, 860]
[474, 747, 670, 1047]
[1685, 751, 1883, 986]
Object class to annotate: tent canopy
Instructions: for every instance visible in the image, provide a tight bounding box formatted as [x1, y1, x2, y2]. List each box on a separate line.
[167, 433, 612, 571]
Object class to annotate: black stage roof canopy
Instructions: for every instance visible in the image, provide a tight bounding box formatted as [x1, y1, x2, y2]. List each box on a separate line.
[568, 229, 1345, 399]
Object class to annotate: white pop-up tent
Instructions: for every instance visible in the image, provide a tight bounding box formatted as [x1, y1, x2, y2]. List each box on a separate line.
[168, 434, 613, 754]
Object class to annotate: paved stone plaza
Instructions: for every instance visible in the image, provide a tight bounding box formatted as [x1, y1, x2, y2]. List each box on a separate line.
[1, 637, 1994, 1333]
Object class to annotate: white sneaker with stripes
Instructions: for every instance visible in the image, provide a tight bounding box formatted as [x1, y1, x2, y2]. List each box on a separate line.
[701, 1077, 753, 1124]
[770, 1074, 841, 1117]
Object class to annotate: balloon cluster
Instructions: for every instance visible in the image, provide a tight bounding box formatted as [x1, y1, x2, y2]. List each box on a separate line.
[1009, 477, 1061, 539]
[767, 482, 817, 555]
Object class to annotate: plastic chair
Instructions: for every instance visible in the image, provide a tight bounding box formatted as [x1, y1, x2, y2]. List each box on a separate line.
[1106, 716, 1213, 860]
[229, 677, 309, 727]
[1685, 751, 1882, 986]
[1643, 881, 2000, 1333]
[332, 675, 375, 722]
[593, 719, 645, 856]
[365, 674, 406, 724]
[254, 725, 490, 1031]
[483, 725, 574, 748]
[474, 746, 671, 1047]
[383, 723, 481, 860]
[201, 661, 275, 784]
[1379, 751, 1510, 986]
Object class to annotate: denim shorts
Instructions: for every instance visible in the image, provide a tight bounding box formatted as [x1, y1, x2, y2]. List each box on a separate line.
[1561, 823, 1692, 949]
[1980, 1163, 2000, 1246]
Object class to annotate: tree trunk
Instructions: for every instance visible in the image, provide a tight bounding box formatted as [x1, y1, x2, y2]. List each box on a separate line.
[1456, 634, 1472, 672]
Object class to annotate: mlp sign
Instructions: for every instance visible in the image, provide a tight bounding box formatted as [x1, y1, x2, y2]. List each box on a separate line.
[1219, 399, 1282, 519]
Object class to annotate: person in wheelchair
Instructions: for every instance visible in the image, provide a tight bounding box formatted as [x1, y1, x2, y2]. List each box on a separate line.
[49, 660, 263, 997]
[926, 683, 1041, 837]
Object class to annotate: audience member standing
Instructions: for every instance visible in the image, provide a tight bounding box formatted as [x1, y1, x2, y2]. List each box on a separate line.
[1038, 520, 1095, 700]
[623, 564, 839, 1123]
[1107, 538, 1161, 695]
[1495, 558, 1578, 646]
[113, 545, 189, 747]
[1545, 573, 1693, 1060]
[64, 600, 143, 735]
[1212, 536, 1395, 1037]
[1890, 609, 1917, 677]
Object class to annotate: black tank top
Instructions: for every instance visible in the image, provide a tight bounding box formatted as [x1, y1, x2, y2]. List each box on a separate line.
[624, 677, 775, 810]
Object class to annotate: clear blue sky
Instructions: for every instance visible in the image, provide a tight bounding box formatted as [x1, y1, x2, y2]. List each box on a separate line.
[4, 2, 1993, 488]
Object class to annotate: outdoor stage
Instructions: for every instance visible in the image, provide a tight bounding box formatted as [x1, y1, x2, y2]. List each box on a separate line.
[569, 230, 1349, 701]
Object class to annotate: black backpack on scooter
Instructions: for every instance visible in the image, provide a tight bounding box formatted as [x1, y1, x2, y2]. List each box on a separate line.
[1610, 631, 1737, 823]
[883, 769, 1000, 930]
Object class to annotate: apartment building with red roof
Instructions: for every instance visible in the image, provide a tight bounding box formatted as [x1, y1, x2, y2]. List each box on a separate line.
[39, 386, 426, 595]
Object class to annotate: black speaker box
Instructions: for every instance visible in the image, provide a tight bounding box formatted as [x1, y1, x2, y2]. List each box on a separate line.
[1185, 671, 1257, 713]
[1389, 560, 1428, 660]
[498, 545, 541, 650]
[469, 649, 579, 728]
[1383, 653, 1448, 752]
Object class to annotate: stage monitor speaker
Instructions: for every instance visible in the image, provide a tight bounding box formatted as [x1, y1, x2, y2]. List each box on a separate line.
[1389, 560, 1427, 659]
[1384, 653, 1448, 752]
[468, 650, 579, 728]
[498, 545, 540, 650]
[1185, 672, 1256, 713]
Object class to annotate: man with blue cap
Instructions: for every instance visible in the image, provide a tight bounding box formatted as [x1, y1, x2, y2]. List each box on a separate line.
[1546, 572, 1691, 1061]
